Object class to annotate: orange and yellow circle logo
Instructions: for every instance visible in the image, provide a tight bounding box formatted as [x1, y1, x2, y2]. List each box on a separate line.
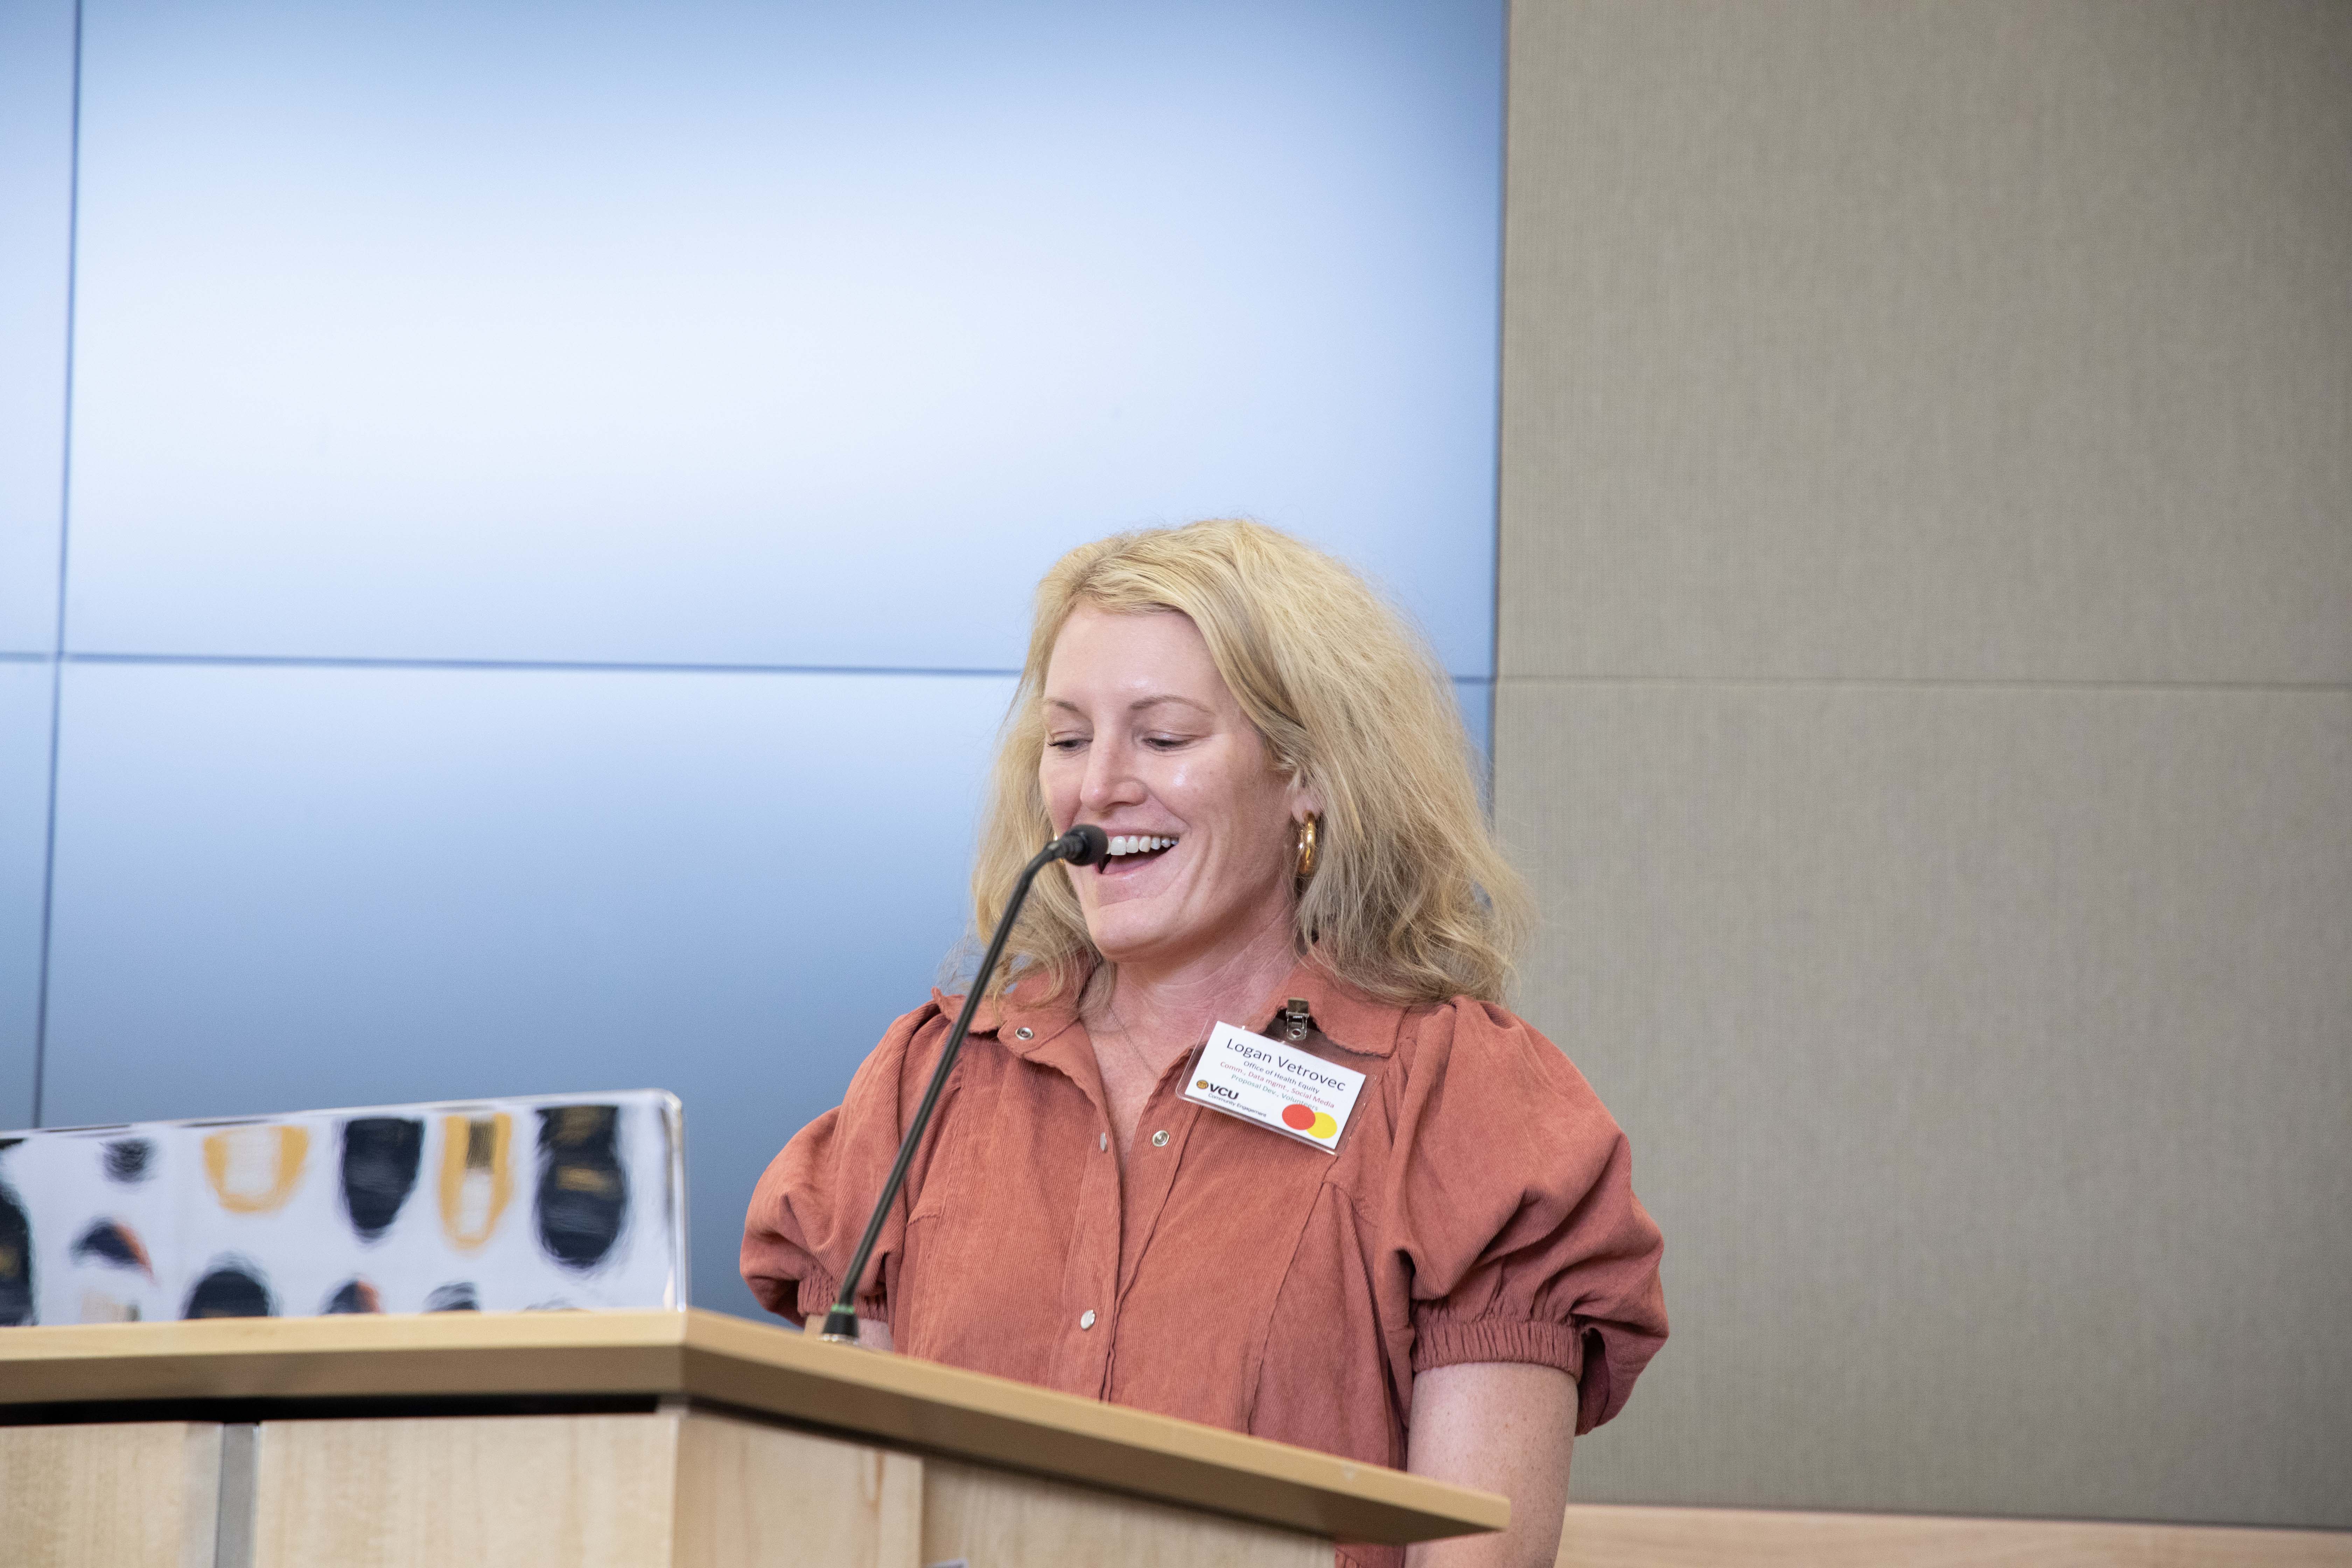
[1281, 1103, 1339, 1141]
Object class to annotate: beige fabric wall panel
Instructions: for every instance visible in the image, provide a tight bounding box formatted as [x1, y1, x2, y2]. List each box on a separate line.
[1499, 0, 2352, 1529]
[1500, 0, 2352, 684]
[1493, 681, 2352, 1525]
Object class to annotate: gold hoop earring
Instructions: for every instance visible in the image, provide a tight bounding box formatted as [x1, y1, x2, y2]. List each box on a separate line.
[1295, 813, 1319, 881]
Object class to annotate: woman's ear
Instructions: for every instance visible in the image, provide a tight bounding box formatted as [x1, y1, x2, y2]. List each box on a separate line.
[1287, 775, 1324, 823]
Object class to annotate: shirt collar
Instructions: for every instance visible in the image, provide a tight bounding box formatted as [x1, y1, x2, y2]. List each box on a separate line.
[944, 952, 1410, 1062]
[934, 975, 1083, 1057]
[1249, 956, 1410, 1058]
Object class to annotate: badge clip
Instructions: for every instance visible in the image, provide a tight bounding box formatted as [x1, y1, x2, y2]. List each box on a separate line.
[1183, 1018, 1365, 1155]
[1279, 997, 1312, 1043]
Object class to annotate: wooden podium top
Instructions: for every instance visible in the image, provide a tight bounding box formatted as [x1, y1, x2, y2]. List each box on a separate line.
[0, 1308, 1505, 1547]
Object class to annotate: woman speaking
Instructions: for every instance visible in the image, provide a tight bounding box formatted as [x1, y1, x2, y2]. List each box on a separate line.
[743, 520, 1666, 1568]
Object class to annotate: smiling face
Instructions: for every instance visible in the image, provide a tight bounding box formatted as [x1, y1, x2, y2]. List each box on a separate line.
[1040, 606, 1312, 980]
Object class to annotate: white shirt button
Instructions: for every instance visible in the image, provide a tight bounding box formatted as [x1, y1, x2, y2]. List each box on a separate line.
[1079, 1309, 1097, 1330]
[1098, 1132, 1108, 1152]
[1151, 1129, 1169, 1147]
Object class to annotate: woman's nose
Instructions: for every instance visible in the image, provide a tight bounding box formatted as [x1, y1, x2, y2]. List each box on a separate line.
[1080, 738, 1143, 811]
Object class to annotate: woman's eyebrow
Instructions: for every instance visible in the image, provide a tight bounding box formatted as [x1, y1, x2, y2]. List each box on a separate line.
[1042, 694, 1213, 718]
[1129, 694, 1212, 717]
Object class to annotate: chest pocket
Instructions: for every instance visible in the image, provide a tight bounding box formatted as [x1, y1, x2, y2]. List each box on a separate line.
[903, 1066, 979, 1226]
[892, 1058, 1093, 1369]
[882, 1064, 972, 1316]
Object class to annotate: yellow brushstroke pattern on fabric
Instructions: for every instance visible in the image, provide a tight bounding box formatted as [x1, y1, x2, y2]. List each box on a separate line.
[202, 1126, 310, 1213]
[438, 1113, 512, 1251]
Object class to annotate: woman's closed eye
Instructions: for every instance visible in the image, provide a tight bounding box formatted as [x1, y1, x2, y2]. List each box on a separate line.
[1046, 734, 1090, 752]
[1141, 732, 1197, 751]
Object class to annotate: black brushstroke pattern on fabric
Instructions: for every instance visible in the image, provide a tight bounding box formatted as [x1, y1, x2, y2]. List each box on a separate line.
[104, 1138, 155, 1183]
[0, 1181, 30, 1325]
[71, 1219, 150, 1275]
[184, 1260, 275, 1319]
[322, 1278, 382, 1314]
[535, 1105, 627, 1272]
[340, 1116, 424, 1240]
[426, 1282, 480, 1312]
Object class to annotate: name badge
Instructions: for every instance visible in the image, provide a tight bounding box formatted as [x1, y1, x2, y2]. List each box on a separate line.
[1182, 1020, 1365, 1154]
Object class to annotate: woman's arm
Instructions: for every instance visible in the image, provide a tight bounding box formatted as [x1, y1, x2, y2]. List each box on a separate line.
[1404, 1362, 1578, 1568]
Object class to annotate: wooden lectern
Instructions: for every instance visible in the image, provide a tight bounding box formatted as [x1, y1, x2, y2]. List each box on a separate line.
[0, 1308, 1504, 1567]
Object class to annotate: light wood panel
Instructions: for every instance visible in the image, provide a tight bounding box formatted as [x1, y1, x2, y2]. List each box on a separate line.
[678, 1307, 1498, 1546]
[674, 1410, 922, 1568]
[0, 1310, 1502, 1546]
[0, 1421, 220, 1568]
[1556, 1504, 2352, 1567]
[253, 1412, 680, 1568]
[925, 1456, 1329, 1568]
[248, 1409, 1308, 1568]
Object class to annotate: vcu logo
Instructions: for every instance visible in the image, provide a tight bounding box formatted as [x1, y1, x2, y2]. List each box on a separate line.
[1196, 1079, 1240, 1102]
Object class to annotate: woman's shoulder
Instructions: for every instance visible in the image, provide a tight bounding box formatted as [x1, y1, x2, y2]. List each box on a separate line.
[881, 994, 955, 1049]
[1390, 993, 1612, 1118]
[842, 994, 960, 1091]
[1399, 992, 1572, 1065]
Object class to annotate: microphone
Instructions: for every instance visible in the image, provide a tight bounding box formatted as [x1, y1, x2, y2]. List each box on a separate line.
[818, 823, 1109, 1344]
[1046, 822, 1110, 868]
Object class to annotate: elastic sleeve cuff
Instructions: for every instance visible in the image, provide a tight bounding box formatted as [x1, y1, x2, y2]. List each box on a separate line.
[791, 1267, 884, 1328]
[1410, 1315, 1586, 1380]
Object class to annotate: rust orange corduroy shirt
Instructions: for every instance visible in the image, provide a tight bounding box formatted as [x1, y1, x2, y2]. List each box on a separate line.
[741, 960, 1667, 1568]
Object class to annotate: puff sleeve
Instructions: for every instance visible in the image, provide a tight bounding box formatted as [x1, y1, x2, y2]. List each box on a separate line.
[1383, 1001, 1668, 1435]
[740, 1001, 952, 1327]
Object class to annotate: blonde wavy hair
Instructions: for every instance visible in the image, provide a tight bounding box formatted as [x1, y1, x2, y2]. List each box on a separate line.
[968, 519, 1528, 1006]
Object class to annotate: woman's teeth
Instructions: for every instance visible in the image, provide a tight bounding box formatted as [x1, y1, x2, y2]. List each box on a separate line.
[1106, 835, 1177, 858]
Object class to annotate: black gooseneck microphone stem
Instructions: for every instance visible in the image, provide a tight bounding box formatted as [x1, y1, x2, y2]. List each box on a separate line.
[819, 826, 1104, 1344]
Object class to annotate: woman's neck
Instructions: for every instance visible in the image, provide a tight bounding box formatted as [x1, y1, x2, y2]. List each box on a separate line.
[1091, 902, 1300, 1066]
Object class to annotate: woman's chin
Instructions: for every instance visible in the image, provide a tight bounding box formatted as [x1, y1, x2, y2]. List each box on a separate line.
[1084, 911, 1177, 971]
[1086, 927, 1157, 970]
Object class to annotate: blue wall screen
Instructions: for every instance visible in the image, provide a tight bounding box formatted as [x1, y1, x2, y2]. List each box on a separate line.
[1, 0, 1503, 1317]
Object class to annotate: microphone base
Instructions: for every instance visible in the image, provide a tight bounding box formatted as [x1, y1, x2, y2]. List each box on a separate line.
[817, 1304, 864, 1345]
